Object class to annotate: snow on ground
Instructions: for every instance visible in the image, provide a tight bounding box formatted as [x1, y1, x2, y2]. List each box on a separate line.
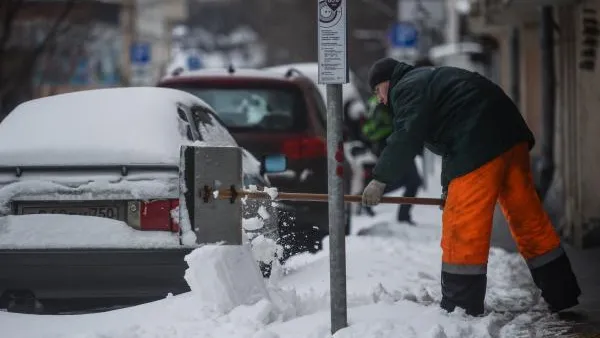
[0, 158, 573, 338]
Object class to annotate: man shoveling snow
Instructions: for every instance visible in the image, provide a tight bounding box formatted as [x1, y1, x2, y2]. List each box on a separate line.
[361, 57, 581, 317]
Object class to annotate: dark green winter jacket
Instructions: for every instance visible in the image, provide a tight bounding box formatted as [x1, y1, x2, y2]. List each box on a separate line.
[372, 63, 535, 190]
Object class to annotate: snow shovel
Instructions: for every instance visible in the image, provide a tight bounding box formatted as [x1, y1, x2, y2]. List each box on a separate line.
[213, 187, 444, 206]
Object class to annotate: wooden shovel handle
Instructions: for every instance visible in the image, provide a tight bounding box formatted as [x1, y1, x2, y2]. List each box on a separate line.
[217, 190, 443, 206]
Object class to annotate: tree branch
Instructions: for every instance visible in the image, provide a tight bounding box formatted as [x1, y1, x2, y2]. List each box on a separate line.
[0, 0, 25, 53]
[0, 0, 75, 98]
[28, 0, 75, 64]
[0, 0, 25, 89]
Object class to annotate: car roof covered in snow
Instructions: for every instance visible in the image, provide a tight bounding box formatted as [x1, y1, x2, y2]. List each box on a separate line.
[160, 67, 290, 82]
[264, 63, 369, 120]
[0, 87, 243, 168]
[264, 63, 367, 109]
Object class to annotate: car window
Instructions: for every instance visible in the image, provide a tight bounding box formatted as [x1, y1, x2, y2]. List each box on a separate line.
[190, 105, 238, 146]
[176, 104, 200, 141]
[171, 85, 308, 132]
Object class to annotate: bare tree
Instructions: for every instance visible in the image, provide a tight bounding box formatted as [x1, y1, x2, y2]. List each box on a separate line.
[0, 0, 75, 115]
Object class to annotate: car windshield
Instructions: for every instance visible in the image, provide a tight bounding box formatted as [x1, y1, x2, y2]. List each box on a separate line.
[172, 86, 307, 132]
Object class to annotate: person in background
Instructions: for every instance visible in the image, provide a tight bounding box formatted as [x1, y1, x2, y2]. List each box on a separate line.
[360, 94, 422, 224]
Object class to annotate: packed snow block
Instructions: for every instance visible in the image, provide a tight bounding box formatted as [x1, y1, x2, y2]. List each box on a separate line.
[180, 145, 243, 245]
[184, 243, 269, 313]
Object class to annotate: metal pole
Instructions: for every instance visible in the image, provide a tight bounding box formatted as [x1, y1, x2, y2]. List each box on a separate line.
[326, 84, 348, 333]
[317, 0, 348, 332]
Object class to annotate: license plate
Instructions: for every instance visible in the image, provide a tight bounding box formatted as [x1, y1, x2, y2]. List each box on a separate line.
[20, 206, 120, 220]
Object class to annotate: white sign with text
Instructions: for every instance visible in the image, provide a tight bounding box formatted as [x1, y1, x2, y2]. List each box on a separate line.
[317, 0, 348, 84]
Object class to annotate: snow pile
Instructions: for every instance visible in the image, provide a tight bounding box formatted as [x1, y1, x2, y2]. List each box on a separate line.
[0, 215, 183, 249]
[183, 240, 270, 313]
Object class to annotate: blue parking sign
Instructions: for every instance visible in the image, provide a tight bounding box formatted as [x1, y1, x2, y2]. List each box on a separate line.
[389, 22, 419, 48]
[130, 42, 151, 65]
[187, 55, 203, 70]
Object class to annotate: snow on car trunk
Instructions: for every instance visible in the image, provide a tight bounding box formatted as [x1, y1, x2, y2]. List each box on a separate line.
[0, 87, 210, 167]
[0, 214, 184, 249]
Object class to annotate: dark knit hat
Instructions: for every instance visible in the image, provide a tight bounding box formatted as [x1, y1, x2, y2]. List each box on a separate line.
[414, 57, 435, 68]
[368, 57, 400, 90]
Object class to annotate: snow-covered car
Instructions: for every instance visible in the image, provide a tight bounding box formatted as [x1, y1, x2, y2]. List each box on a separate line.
[0, 87, 287, 313]
[263, 62, 370, 141]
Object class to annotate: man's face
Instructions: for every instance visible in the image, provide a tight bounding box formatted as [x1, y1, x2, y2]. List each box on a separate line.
[375, 81, 390, 105]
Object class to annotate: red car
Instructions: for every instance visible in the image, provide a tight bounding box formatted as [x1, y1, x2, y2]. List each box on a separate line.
[157, 66, 352, 256]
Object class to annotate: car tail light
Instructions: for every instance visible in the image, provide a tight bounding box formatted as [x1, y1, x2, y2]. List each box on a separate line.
[127, 199, 180, 232]
[281, 136, 327, 160]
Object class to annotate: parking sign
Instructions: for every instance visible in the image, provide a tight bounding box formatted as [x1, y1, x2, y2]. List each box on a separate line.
[389, 22, 419, 48]
[130, 42, 151, 65]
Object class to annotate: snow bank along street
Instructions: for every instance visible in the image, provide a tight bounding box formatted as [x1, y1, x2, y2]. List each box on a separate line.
[0, 158, 577, 338]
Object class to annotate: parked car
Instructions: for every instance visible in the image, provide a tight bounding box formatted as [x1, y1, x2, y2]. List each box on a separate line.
[0, 87, 287, 313]
[157, 67, 352, 255]
[263, 62, 371, 141]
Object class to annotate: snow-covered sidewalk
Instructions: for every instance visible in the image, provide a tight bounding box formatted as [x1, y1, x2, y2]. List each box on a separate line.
[0, 160, 573, 338]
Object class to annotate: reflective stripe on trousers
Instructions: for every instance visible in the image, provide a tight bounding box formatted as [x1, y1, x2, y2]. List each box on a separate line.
[526, 245, 565, 269]
[441, 245, 565, 275]
[442, 262, 487, 275]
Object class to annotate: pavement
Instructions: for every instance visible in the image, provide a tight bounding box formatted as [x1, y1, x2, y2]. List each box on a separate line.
[491, 206, 600, 336]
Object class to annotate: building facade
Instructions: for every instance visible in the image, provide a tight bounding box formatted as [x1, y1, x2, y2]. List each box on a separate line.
[468, 0, 600, 248]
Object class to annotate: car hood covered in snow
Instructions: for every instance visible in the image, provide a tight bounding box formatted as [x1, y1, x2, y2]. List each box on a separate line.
[0, 87, 212, 167]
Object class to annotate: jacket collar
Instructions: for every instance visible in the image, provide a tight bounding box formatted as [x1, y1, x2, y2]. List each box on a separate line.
[389, 62, 415, 89]
[387, 62, 415, 105]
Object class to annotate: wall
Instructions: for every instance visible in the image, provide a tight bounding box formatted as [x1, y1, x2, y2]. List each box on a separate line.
[573, 0, 600, 246]
[550, 1, 600, 247]
[134, 0, 187, 83]
[520, 24, 543, 157]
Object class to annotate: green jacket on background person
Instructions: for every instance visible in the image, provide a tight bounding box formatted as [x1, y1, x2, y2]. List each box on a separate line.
[361, 96, 393, 148]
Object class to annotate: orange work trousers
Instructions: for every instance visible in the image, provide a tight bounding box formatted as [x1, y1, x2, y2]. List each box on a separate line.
[441, 142, 562, 274]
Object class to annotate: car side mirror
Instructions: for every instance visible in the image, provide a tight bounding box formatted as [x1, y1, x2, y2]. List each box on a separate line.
[261, 154, 287, 174]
